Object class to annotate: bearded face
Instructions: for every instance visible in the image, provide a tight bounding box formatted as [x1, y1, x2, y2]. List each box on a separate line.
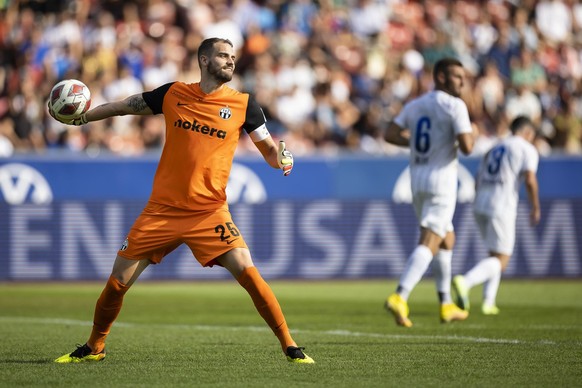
[203, 42, 235, 83]
[206, 59, 234, 83]
[442, 65, 465, 98]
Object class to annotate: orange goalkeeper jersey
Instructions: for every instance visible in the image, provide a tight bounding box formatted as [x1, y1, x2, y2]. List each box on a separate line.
[142, 82, 267, 210]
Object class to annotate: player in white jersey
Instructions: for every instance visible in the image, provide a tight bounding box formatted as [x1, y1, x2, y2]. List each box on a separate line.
[383, 58, 475, 327]
[452, 116, 540, 315]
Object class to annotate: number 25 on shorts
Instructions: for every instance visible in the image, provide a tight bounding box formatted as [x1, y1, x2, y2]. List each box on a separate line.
[215, 222, 240, 244]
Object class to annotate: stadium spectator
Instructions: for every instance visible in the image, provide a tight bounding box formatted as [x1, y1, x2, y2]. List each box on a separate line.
[0, 0, 581, 157]
[552, 96, 582, 153]
[509, 7, 538, 51]
[470, 11, 499, 57]
[348, 0, 389, 40]
[535, 0, 572, 45]
[483, 24, 519, 81]
[505, 82, 543, 126]
[476, 60, 505, 120]
[510, 47, 547, 94]
[0, 131, 13, 157]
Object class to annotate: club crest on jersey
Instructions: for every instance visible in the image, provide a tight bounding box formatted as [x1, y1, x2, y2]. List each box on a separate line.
[219, 107, 232, 120]
[120, 238, 128, 251]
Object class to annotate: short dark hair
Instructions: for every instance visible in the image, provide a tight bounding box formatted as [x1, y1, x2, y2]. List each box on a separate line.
[197, 38, 233, 64]
[433, 58, 463, 82]
[510, 115, 534, 134]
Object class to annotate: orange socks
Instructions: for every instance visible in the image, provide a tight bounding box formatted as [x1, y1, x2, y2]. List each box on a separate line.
[87, 268, 293, 354]
[237, 266, 296, 351]
[87, 275, 129, 353]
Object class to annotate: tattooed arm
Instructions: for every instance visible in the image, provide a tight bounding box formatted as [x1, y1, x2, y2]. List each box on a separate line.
[84, 94, 153, 123]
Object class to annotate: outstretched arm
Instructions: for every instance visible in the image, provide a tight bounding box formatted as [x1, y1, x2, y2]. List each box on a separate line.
[87, 94, 153, 121]
[50, 93, 153, 125]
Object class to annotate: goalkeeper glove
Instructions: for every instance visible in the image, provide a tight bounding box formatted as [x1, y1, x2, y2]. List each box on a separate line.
[57, 113, 88, 126]
[68, 113, 88, 126]
[277, 140, 294, 176]
[48, 102, 88, 126]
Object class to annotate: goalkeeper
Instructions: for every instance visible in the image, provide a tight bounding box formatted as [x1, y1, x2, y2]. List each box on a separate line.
[50, 38, 313, 364]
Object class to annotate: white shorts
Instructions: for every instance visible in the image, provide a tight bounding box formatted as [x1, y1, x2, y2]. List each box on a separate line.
[412, 191, 455, 238]
[473, 211, 516, 256]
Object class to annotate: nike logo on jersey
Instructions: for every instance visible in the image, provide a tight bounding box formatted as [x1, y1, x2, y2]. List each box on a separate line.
[226, 238, 239, 245]
[176, 102, 189, 106]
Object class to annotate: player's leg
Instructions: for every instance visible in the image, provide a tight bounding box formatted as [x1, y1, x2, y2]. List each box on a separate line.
[433, 231, 468, 322]
[187, 208, 312, 363]
[386, 192, 444, 327]
[455, 213, 512, 314]
[434, 231, 455, 304]
[454, 255, 503, 313]
[481, 214, 514, 314]
[386, 227, 441, 327]
[216, 248, 314, 363]
[460, 255, 502, 296]
[452, 212, 488, 310]
[217, 249, 295, 350]
[395, 192, 443, 300]
[54, 255, 150, 363]
[88, 255, 150, 352]
[399, 227, 442, 299]
[55, 202, 178, 363]
[481, 252, 508, 315]
[481, 214, 516, 315]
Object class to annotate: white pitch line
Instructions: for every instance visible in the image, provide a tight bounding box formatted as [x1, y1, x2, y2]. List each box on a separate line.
[0, 316, 557, 345]
[305, 329, 523, 344]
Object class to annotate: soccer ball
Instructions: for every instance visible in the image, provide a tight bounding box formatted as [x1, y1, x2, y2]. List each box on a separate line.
[49, 79, 91, 122]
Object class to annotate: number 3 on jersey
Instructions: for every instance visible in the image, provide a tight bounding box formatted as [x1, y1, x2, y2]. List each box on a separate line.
[487, 145, 505, 174]
[414, 117, 431, 153]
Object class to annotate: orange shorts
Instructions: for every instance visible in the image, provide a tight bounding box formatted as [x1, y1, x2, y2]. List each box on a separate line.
[118, 201, 248, 267]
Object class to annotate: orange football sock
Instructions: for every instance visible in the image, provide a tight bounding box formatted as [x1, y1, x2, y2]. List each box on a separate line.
[87, 275, 129, 354]
[237, 266, 296, 352]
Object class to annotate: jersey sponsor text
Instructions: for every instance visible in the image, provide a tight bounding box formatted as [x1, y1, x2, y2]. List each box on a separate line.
[174, 118, 227, 139]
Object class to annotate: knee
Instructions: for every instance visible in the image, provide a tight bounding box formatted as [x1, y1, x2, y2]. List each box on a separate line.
[216, 248, 254, 279]
[491, 253, 510, 272]
[498, 256, 510, 272]
[440, 232, 455, 250]
[110, 264, 132, 285]
[110, 272, 128, 286]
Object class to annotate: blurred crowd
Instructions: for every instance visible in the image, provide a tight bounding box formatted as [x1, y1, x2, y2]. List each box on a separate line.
[1, 0, 582, 158]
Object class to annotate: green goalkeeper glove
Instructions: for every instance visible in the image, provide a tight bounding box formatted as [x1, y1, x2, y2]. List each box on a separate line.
[277, 140, 294, 176]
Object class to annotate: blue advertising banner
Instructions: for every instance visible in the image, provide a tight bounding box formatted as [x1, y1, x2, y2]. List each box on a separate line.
[0, 155, 581, 280]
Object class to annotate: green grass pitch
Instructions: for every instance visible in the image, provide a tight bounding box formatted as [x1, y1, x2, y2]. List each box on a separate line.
[0, 279, 580, 387]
